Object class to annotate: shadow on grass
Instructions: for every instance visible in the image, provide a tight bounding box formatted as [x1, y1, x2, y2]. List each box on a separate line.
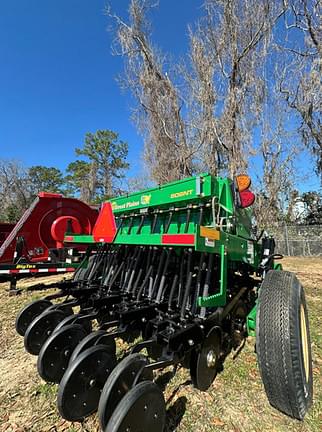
[153, 368, 191, 431]
[154, 337, 249, 431]
[165, 395, 188, 432]
[155, 369, 179, 391]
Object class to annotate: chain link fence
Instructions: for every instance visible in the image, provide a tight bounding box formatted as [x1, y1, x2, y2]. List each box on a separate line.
[267, 225, 322, 256]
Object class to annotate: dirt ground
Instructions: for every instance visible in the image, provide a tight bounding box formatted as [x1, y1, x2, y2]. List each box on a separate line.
[0, 258, 321, 432]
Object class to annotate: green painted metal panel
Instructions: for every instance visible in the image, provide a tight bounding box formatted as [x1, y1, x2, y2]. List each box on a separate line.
[110, 173, 213, 214]
[235, 208, 253, 238]
[115, 233, 162, 245]
[115, 234, 196, 246]
[195, 226, 259, 268]
[216, 177, 234, 215]
[64, 175, 261, 262]
[197, 244, 227, 307]
[246, 304, 257, 337]
[273, 262, 283, 271]
[65, 234, 95, 243]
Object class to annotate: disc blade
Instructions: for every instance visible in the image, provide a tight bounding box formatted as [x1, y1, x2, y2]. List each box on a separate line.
[106, 381, 166, 432]
[24, 309, 69, 355]
[37, 324, 88, 383]
[190, 327, 221, 391]
[53, 314, 92, 334]
[57, 344, 116, 421]
[98, 353, 152, 430]
[15, 299, 52, 336]
[69, 330, 116, 365]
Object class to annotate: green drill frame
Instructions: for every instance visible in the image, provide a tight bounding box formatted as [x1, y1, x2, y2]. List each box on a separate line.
[198, 244, 227, 307]
[65, 173, 261, 310]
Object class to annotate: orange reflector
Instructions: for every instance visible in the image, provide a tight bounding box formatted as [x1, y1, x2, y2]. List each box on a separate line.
[236, 174, 251, 192]
[200, 226, 220, 241]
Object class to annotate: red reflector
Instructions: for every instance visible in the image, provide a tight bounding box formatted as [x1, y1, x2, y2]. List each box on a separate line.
[239, 190, 255, 208]
[162, 234, 195, 245]
[64, 236, 74, 242]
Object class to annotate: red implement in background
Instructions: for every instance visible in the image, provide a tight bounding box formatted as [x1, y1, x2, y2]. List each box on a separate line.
[0, 193, 97, 264]
[0, 223, 15, 247]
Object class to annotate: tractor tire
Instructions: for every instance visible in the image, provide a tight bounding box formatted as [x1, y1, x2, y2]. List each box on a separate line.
[256, 270, 313, 420]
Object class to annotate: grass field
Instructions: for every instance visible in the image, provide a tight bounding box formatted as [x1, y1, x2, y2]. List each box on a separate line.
[0, 257, 321, 432]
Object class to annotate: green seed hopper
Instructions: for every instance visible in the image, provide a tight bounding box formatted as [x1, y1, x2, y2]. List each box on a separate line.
[64, 173, 260, 309]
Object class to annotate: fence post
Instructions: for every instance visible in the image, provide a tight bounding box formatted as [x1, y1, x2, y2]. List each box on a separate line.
[284, 222, 290, 256]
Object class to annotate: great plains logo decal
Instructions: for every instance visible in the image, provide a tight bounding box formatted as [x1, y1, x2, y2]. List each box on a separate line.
[111, 200, 140, 211]
[141, 194, 152, 205]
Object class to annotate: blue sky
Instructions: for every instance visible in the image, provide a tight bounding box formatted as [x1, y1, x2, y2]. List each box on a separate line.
[0, 1, 319, 191]
[0, 0, 203, 178]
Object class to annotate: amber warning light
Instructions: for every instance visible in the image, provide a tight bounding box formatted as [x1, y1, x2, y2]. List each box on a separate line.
[236, 174, 251, 192]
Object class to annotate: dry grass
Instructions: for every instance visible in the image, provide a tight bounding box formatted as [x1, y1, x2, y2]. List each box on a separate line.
[0, 258, 321, 432]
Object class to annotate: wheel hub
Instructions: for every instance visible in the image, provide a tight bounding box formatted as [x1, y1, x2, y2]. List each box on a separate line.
[89, 378, 96, 388]
[15, 299, 52, 336]
[206, 350, 217, 368]
[24, 309, 69, 355]
[190, 327, 221, 391]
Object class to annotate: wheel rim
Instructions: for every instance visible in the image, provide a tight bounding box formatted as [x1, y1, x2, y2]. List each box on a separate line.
[300, 304, 309, 383]
[53, 314, 78, 333]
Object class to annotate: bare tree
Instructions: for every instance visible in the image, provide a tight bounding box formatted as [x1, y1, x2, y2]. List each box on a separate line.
[252, 66, 302, 229]
[108, 0, 288, 181]
[181, 27, 223, 175]
[107, 0, 194, 184]
[126, 172, 154, 193]
[107, 0, 322, 209]
[254, 129, 299, 228]
[0, 160, 30, 222]
[185, 0, 288, 178]
[280, 0, 322, 176]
